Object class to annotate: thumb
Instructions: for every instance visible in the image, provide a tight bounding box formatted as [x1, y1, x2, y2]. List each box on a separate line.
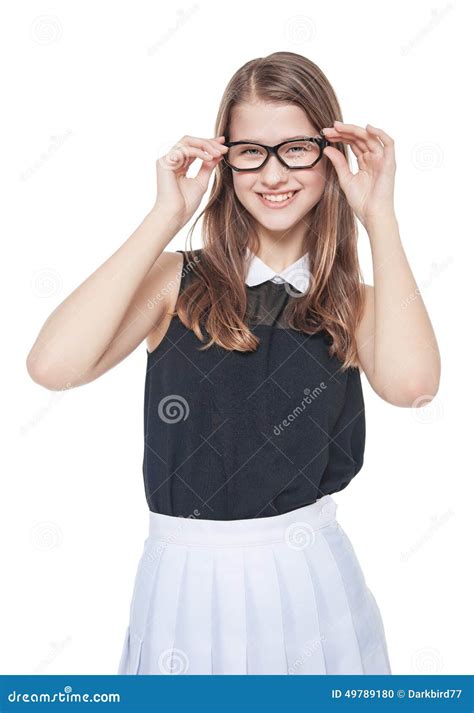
[195, 155, 220, 190]
[323, 146, 353, 187]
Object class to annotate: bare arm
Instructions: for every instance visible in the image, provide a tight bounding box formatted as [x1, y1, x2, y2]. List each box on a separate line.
[25, 134, 228, 390]
[321, 122, 440, 407]
[356, 212, 441, 407]
[26, 210, 182, 390]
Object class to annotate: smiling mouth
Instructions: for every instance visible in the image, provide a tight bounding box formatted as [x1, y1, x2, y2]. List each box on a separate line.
[257, 190, 300, 205]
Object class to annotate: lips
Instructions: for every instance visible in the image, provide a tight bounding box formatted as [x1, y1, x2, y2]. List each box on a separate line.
[256, 189, 300, 208]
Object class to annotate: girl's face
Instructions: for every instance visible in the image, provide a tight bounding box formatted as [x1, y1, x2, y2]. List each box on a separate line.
[227, 102, 327, 235]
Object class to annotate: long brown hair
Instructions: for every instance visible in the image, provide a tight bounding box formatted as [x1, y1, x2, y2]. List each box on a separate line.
[175, 51, 365, 370]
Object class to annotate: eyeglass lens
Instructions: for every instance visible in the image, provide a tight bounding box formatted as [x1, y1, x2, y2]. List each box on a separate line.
[226, 139, 321, 170]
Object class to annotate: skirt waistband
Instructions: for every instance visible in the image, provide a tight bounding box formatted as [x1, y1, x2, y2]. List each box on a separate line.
[147, 495, 337, 547]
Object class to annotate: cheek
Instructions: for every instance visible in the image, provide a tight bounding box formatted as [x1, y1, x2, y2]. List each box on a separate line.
[304, 164, 327, 189]
[303, 172, 327, 201]
[294, 167, 327, 207]
[232, 176, 254, 204]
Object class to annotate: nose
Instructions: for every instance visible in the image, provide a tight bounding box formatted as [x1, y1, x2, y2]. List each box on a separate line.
[258, 153, 290, 187]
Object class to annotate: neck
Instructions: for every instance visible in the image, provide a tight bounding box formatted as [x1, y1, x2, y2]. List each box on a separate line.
[253, 221, 308, 272]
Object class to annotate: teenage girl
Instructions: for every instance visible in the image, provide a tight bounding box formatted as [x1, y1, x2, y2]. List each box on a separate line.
[26, 51, 440, 675]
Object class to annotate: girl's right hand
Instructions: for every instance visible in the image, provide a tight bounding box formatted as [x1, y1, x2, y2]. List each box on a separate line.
[152, 135, 228, 228]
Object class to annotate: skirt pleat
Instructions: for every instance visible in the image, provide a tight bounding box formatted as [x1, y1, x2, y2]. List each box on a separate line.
[243, 545, 288, 674]
[303, 523, 366, 673]
[271, 543, 326, 674]
[143, 544, 188, 674]
[118, 539, 166, 674]
[117, 495, 392, 675]
[173, 545, 214, 674]
[322, 522, 390, 673]
[212, 547, 247, 673]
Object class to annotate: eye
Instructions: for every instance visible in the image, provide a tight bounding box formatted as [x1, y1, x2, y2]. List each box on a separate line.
[285, 145, 310, 154]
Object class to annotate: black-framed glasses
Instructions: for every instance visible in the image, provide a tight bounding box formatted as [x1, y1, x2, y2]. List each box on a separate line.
[222, 134, 328, 172]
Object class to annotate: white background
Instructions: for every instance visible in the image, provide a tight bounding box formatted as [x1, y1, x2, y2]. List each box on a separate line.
[1, 0, 472, 675]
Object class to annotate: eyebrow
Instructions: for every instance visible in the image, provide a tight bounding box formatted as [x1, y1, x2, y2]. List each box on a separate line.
[237, 134, 311, 144]
[283, 135, 310, 141]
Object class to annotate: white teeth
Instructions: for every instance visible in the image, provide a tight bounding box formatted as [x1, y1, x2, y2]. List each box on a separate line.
[260, 191, 295, 203]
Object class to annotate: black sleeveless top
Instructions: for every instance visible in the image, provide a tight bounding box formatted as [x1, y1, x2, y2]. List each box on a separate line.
[142, 248, 365, 520]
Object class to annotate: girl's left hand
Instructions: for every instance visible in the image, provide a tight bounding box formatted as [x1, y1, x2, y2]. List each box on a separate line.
[321, 121, 396, 227]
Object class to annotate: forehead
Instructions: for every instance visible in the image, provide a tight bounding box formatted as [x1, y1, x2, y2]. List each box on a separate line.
[228, 101, 317, 143]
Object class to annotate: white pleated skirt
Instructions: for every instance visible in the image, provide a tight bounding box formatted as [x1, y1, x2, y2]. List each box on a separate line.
[117, 494, 391, 675]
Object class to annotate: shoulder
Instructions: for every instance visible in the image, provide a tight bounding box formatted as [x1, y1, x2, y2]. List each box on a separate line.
[144, 251, 186, 354]
[152, 249, 184, 291]
[142, 251, 186, 323]
[161, 248, 205, 303]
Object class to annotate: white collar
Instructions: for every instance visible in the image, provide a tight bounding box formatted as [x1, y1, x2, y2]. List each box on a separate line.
[244, 246, 311, 293]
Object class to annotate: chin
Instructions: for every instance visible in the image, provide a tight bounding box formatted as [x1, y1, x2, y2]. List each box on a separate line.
[253, 214, 302, 232]
[245, 204, 307, 229]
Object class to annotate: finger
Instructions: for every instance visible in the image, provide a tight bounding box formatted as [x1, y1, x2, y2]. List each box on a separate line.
[323, 130, 365, 157]
[178, 135, 227, 157]
[205, 138, 229, 155]
[331, 128, 382, 154]
[163, 145, 218, 173]
[332, 131, 382, 155]
[323, 145, 354, 185]
[332, 122, 383, 153]
[174, 145, 218, 163]
[196, 154, 221, 183]
[209, 136, 229, 150]
[366, 124, 395, 153]
[194, 155, 225, 194]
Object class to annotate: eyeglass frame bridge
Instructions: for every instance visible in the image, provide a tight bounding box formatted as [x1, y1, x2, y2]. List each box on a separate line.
[221, 134, 329, 172]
